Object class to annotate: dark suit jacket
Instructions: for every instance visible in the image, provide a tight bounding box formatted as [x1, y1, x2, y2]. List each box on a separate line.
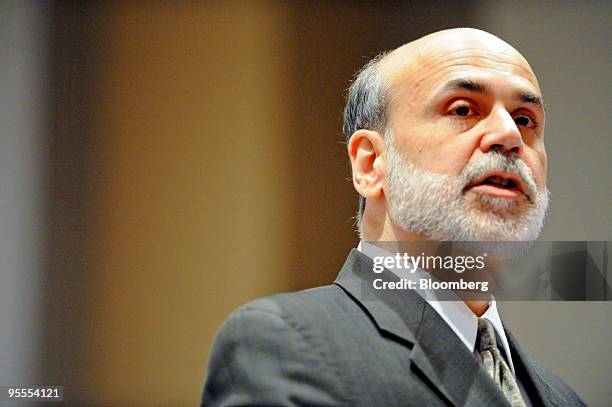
[202, 249, 585, 406]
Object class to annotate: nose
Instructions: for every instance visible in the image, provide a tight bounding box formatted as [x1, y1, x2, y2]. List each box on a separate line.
[479, 107, 524, 156]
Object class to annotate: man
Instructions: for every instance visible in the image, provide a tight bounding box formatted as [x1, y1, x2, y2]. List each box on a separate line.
[202, 28, 584, 406]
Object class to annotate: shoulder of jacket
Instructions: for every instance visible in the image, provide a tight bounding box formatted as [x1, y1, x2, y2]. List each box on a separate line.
[228, 284, 345, 320]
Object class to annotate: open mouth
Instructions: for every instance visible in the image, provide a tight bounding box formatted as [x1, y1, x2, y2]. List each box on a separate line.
[465, 172, 529, 200]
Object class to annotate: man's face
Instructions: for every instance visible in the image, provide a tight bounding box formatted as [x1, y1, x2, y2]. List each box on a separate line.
[381, 30, 549, 241]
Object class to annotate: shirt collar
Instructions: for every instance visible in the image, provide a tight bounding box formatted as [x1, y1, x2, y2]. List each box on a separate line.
[357, 240, 516, 375]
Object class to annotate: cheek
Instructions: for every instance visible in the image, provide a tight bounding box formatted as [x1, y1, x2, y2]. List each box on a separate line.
[402, 134, 476, 175]
[526, 148, 548, 189]
[538, 151, 548, 187]
[539, 150, 547, 177]
[413, 147, 472, 175]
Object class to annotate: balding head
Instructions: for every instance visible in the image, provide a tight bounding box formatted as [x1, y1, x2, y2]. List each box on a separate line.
[380, 28, 537, 82]
[378, 29, 540, 124]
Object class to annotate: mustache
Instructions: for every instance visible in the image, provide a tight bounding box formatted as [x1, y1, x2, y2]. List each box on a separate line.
[461, 152, 538, 199]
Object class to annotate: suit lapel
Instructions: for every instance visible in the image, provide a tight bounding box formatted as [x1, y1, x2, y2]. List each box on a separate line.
[335, 250, 510, 407]
[334, 249, 422, 345]
[504, 325, 566, 407]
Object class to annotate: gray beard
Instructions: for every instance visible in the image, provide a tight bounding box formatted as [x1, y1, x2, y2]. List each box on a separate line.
[385, 139, 550, 241]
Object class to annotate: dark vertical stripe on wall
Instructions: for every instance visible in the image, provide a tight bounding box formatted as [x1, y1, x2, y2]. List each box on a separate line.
[41, 2, 106, 403]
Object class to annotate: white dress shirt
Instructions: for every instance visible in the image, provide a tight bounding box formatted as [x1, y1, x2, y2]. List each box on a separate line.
[358, 241, 532, 405]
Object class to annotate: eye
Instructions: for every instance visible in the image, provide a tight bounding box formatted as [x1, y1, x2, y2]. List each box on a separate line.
[513, 114, 536, 128]
[455, 106, 471, 116]
[449, 104, 477, 117]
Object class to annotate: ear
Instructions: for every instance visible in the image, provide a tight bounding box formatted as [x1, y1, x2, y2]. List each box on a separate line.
[348, 129, 386, 202]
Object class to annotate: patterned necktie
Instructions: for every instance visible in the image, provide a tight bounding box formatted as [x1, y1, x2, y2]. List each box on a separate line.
[476, 318, 526, 407]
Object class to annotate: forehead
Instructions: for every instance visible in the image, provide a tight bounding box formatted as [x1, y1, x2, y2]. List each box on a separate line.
[381, 32, 541, 102]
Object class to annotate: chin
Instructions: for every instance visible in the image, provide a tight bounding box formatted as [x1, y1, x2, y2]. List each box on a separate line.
[468, 192, 530, 218]
[465, 212, 540, 240]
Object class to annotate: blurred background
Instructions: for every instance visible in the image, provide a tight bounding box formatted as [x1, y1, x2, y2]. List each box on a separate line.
[1, 0, 610, 405]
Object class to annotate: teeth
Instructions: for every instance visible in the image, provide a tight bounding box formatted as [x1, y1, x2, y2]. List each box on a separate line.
[484, 176, 512, 187]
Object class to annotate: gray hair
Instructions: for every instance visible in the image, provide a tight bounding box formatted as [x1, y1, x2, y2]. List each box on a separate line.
[342, 52, 389, 230]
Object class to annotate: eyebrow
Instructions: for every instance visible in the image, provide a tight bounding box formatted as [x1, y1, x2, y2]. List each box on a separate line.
[437, 78, 544, 109]
[444, 78, 488, 94]
[516, 92, 544, 108]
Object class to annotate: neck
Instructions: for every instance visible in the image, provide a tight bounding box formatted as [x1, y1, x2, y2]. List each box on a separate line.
[464, 300, 491, 316]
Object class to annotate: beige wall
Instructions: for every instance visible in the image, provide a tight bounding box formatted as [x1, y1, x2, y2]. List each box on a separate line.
[45, 2, 300, 405]
[86, 3, 294, 405]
